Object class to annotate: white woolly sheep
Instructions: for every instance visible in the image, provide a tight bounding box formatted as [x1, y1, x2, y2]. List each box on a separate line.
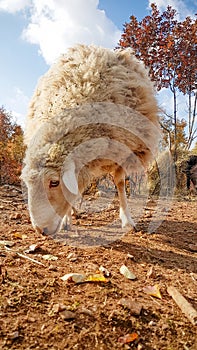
[21, 44, 160, 236]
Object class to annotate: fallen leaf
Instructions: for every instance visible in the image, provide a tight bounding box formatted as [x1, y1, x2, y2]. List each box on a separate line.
[120, 265, 136, 280]
[147, 266, 154, 278]
[67, 252, 73, 259]
[42, 254, 58, 261]
[60, 272, 107, 283]
[0, 240, 15, 247]
[85, 273, 107, 283]
[29, 244, 40, 251]
[12, 232, 27, 240]
[118, 333, 138, 344]
[99, 265, 110, 277]
[25, 243, 41, 254]
[61, 273, 86, 283]
[119, 298, 142, 315]
[143, 284, 162, 299]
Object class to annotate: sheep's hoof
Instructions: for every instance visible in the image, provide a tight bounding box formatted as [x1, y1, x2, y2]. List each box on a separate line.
[121, 220, 136, 231]
[63, 224, 71, 231]
[132, 225, 137, 232]
[122, 223, 137, 232]
[120, 208, 136, 230]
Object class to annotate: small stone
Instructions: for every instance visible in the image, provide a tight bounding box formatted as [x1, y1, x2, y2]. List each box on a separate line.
[9, 213, 22, 220]
[67, 252, 78, 262]
[60, 310, 76, 320]
[188, 244, 197, 252]
[127, 253, 134, 260]
[80, 307, 93, 316]
[48, 265, 58, 271]
[9, 331, 20, 340]
[119, 298, 142, 315]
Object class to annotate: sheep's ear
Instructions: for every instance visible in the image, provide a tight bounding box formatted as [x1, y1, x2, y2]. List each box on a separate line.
[62, 161, 78, 195]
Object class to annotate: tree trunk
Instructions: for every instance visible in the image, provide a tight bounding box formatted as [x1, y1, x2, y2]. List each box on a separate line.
[187, 91, 197, 149]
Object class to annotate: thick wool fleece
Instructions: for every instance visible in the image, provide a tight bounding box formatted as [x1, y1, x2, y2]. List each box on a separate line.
[24, 44, 159, 145]
[22, 102, 160, 184]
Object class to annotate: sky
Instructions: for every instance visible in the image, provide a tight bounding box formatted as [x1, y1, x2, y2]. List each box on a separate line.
[0, 0, 196, 130]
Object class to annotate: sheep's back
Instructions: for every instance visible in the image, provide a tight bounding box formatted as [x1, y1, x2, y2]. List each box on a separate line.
[24, 44, 159, 145]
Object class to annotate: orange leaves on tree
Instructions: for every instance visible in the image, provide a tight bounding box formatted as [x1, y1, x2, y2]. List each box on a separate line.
[0, 107, 25, 185]
[119, 4, 196, 95]
[118, 3, 197, 150]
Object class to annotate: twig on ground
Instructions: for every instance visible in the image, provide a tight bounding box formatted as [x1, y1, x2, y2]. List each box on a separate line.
[5, 246, 46, 267]
[167, 285, 197, 326]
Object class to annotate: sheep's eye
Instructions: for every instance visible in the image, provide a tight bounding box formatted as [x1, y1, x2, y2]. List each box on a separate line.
[49, 180, 60, 188]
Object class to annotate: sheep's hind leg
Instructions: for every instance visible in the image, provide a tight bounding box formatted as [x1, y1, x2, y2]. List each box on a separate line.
[114, 167, 136, 230]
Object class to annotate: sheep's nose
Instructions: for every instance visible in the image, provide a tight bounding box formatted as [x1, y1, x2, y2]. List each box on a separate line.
[43, 227, 49, 235]
[35, 226, 48, 235]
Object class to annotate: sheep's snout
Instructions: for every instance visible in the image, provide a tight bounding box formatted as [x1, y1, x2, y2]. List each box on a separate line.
[33, 216, 63, 236]
[43, 227, 49, 235]
[34, 226, 49, 235]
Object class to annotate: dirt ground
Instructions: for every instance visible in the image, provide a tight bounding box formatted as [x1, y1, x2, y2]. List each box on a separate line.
[0, 184, 196, 350]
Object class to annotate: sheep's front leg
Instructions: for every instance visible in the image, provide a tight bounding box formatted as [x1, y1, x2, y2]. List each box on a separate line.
[62, 207, 73, 231]
[114, 167, 136, 230]
[62, 206, 80, 231]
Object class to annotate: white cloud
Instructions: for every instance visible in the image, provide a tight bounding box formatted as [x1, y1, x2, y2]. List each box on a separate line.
[1, 0, 120, 64]
[2, 87, 29, 128]
[0, 0, 121, 126]
[0, 0, 30, 13]
[148, 0, 195, 20]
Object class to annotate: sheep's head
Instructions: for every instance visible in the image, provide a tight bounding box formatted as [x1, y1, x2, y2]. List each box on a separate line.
[22, 161, 80, 236]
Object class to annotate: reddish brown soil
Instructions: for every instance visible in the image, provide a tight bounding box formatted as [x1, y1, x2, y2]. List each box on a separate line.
[0, 185, 196, 350]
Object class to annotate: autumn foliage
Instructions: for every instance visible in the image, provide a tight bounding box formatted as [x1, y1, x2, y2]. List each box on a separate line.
[119, 3, 197, 152]
[0, 107, 25, 185]
[119, 4, 196, 92]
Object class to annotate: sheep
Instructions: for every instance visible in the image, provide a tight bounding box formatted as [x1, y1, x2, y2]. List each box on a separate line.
[21, 44, 160, 236]
[186, 155, 197, 194]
